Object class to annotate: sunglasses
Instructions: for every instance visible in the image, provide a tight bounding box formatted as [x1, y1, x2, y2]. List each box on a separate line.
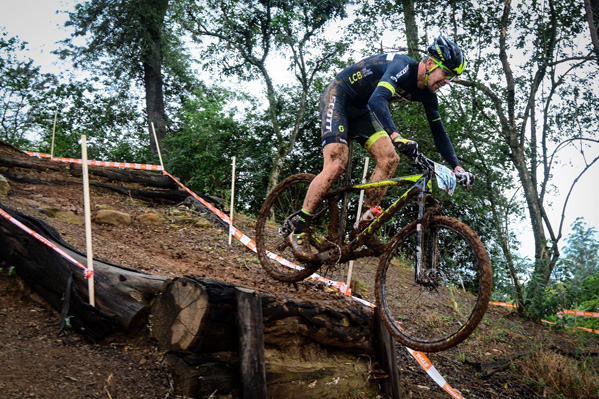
[431, 58, 457, 81]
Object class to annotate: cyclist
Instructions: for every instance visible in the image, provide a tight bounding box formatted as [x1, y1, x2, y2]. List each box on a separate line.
[290, 35, 474, 258]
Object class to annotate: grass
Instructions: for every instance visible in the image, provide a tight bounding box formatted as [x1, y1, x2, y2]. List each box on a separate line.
[515, 346, 599, 399]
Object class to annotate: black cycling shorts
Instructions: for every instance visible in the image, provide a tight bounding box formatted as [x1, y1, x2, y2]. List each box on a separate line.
[320, 83, 387, 151]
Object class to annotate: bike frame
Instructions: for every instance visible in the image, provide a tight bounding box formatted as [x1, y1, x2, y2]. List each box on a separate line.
[316, 169, 435, 272]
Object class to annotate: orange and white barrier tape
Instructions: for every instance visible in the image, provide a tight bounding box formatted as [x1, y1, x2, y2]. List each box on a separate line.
[0, 207, 93, 279]
[25, 151, 163, 171]
[491, 301, 599, 335]
[491, 301, 599, 319]
[25, 151, 52, 158]
[558, 309, 599, 318]
[409, 349, 463, 398]
[24, 151, 461, 398]
[541, 319, 599, 334]
[489, 301, 517, 309]
[162, 171, 354, 295]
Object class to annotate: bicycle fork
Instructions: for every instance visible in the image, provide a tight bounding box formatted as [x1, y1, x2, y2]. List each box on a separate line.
[414, 191, 439, 287]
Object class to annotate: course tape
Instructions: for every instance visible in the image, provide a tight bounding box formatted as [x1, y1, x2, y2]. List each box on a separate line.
[25, 151, 163, 171]
[490, 301, 599, 335]
[24, 151, 461, 398]
[0, 207, 94, 279]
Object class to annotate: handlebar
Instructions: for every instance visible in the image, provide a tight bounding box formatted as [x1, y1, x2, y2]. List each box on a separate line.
[401, 149, 471, 188]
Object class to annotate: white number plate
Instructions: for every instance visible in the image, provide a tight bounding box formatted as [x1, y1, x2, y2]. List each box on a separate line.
[434, 163, 456, 195]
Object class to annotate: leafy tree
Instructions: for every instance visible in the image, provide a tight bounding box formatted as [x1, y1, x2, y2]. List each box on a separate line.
[0, 32, 57, 147]
[348, 0, 599, 317]
[32, 81, 152, 163]
[553, 218, 599, 285]
[59, 0, 196, 152]
[178, 0, 351, 195]
[457, 0, 599, 317]
[584, 0, 599, 62]
[162, 86, 241, 199]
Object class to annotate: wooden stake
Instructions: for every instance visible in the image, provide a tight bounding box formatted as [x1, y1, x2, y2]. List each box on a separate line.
[81, 135, 95, 306]
[228, 156, 236, 246]
[51, 110, 57, 159]
[150, 122, 165, 170]
[346, 157, 369, 288]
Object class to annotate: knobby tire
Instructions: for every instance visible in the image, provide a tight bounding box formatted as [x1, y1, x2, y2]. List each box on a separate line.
[375, 215, 492, 352]
[255, 173, 325, 282]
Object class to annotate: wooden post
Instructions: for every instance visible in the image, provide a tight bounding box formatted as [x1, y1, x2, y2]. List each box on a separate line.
[150, 122, 165, 170]
[347, 156, 369, 287]
[375, 312, 401, 399]
[51, 110, 58, 159]
[81, 135, 95, 306]
[235, 287, 266, 399]
[229, 156, 236, 246]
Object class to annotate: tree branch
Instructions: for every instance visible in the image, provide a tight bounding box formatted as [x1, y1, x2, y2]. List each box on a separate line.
[584, 0, 599, 63]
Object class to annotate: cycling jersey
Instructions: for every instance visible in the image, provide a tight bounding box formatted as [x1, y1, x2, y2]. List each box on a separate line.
[320, 53, 460, 169]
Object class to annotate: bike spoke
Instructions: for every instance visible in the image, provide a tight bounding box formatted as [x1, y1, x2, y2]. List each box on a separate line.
[376, 216, 491, 352]
[256, 174, 330, 282]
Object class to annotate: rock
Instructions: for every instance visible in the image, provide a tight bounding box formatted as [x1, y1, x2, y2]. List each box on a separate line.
[93, 209, 132, 226]
[0, 174, 10, 196]
[40, 208, 84, 225]
[138, 213, 164, 226]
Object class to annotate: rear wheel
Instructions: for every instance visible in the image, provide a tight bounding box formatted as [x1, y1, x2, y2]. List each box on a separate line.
[375, 215, 492, 352]
[255, 173, 331, 282]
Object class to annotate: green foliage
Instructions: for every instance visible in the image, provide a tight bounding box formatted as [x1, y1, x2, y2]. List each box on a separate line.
[27, 80, 153, 163]
[553, 218, 599, 285]
[59, 0, 173, 82]
[0, 31, 57, 147]
[163, 87, 240, 199]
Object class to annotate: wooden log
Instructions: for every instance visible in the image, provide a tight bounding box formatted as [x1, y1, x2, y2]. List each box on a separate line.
[236, 287, 267, 399]
[150, 277, 237, 352]
[0, 155, 63, 171]
[0, 203, 166, 338]
[150, 277, 376, 355]
[165, 347, 379, 399]
[69, 162, 178, 189]
[90, 182, 189, 203]
[164, 352, 239, 398]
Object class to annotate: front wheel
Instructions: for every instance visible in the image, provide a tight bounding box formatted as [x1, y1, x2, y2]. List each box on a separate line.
[375, 215, 492, 352]
[255, 173, 329, 282]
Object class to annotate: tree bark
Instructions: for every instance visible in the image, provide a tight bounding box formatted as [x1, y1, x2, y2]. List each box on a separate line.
[152, 278, 382, 399]
[585, 0, 599, 64]
[142, 0, 169, 154]
[150, 277, 376, 355]
[402, 0, 419, 60]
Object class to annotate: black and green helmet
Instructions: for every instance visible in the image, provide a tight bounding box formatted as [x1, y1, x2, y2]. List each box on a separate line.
[428, 35, 466, 76]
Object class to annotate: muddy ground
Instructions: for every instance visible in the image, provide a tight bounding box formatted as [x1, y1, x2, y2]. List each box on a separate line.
[0, 142, 597, 399]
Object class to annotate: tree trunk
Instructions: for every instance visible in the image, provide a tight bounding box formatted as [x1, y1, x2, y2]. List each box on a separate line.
[402, 0, 419, 60]
[585, 0, 599, 64]
[151, 277, 384, 399]
[143, 0, 169, 154]
[150, 277, 376, 354]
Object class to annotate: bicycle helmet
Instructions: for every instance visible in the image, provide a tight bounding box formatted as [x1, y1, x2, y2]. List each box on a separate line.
[427, 35, 466, 76]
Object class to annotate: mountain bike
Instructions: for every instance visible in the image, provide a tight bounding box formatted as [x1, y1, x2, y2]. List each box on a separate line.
[255, 151, 492, 352]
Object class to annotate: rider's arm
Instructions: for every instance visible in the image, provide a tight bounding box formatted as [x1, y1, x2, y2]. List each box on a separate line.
[366, 57, 411, 135]
[422, 99, 461, 169]
[367, 85, 398, 134]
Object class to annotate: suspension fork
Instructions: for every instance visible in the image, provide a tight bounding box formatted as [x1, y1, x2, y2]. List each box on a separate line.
[414, 191, 440, 285]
